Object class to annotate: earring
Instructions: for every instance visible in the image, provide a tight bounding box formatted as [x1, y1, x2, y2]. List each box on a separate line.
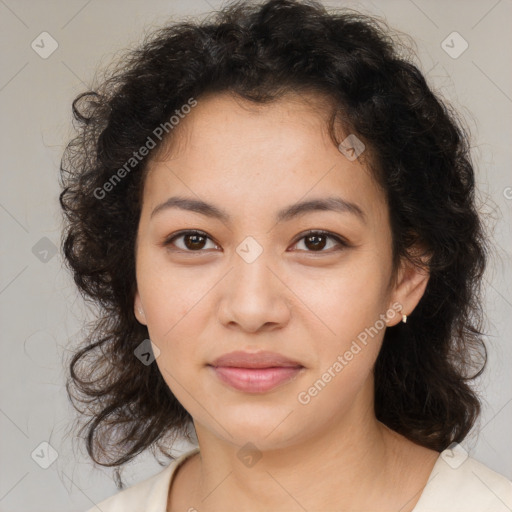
[402, 314, 407, 323]
[138, 308, 144, 316]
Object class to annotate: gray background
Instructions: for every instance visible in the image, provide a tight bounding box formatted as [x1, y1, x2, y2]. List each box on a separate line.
[0, 0, 511, 510]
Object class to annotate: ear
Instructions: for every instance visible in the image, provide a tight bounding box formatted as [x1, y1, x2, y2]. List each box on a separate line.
[134, 290, 147, 325]
[386, 247, 430, 327]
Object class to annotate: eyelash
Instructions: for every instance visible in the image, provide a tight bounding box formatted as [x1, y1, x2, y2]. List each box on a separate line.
[162, 229, 349, 254]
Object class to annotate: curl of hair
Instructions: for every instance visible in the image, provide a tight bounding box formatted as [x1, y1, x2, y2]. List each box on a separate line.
[60, 0, 489, 487]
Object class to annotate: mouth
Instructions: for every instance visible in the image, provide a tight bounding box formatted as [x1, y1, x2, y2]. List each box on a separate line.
[207, 350, 305, 393]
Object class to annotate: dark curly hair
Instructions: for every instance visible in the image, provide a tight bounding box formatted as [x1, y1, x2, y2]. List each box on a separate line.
[60, 0, 489, 488]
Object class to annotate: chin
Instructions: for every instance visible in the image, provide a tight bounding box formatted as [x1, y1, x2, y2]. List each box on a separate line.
[201, 403, 310, 451]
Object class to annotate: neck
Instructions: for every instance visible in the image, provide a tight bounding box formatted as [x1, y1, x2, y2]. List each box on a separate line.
[187, 392, 403, 511]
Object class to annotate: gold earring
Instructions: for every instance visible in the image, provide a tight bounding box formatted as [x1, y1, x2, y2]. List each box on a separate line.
[402, 314, 407, 323]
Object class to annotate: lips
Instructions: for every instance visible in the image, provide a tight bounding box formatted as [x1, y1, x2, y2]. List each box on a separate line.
[210, 350, 303, 368]
[208, 350, 304, 393]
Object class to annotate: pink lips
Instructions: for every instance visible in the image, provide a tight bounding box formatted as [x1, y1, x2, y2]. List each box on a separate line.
[208, 350, 304, 393]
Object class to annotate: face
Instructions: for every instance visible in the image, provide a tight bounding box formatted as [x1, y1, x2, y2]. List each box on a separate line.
[134, 91, 428, 451]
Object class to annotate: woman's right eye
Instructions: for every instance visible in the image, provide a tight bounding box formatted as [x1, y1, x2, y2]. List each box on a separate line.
[163, 230, 219, 252]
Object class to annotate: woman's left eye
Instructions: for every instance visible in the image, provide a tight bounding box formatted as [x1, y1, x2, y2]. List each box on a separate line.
[163, 230, 348, 253]
[291, 231, 348, 252]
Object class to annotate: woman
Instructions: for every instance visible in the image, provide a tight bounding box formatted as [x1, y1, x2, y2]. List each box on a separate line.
[59, 0, 512, 510]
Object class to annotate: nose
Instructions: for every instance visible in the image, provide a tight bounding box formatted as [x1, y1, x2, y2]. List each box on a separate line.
[217, 253, 291, 334]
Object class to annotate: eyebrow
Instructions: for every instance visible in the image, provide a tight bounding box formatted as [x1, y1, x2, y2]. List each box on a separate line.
[150, 195, 366, 224]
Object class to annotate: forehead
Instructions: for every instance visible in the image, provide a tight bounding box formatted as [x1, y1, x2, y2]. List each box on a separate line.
[157, 90, 342, 158]
[142, 92, 387, 227]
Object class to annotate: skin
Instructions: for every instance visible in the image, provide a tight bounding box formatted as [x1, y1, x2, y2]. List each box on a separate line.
[134, 91, 439, 512]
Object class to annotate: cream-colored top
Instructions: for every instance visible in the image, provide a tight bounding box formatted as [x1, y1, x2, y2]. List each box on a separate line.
[85, 446, 512, 512]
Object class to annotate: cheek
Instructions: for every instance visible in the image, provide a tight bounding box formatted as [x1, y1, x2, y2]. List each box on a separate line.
[137, 248, 207, 330]
[145, 284, 205, 401]
[293, 255, 390, 344]
[294, 272, 387, 413]
[144, 288, 203, 362]
[136, 261, 203, 368]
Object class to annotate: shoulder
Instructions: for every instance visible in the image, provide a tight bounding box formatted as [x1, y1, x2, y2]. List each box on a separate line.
[84, 447, 200, 512]
[413, 446, 512, 512]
